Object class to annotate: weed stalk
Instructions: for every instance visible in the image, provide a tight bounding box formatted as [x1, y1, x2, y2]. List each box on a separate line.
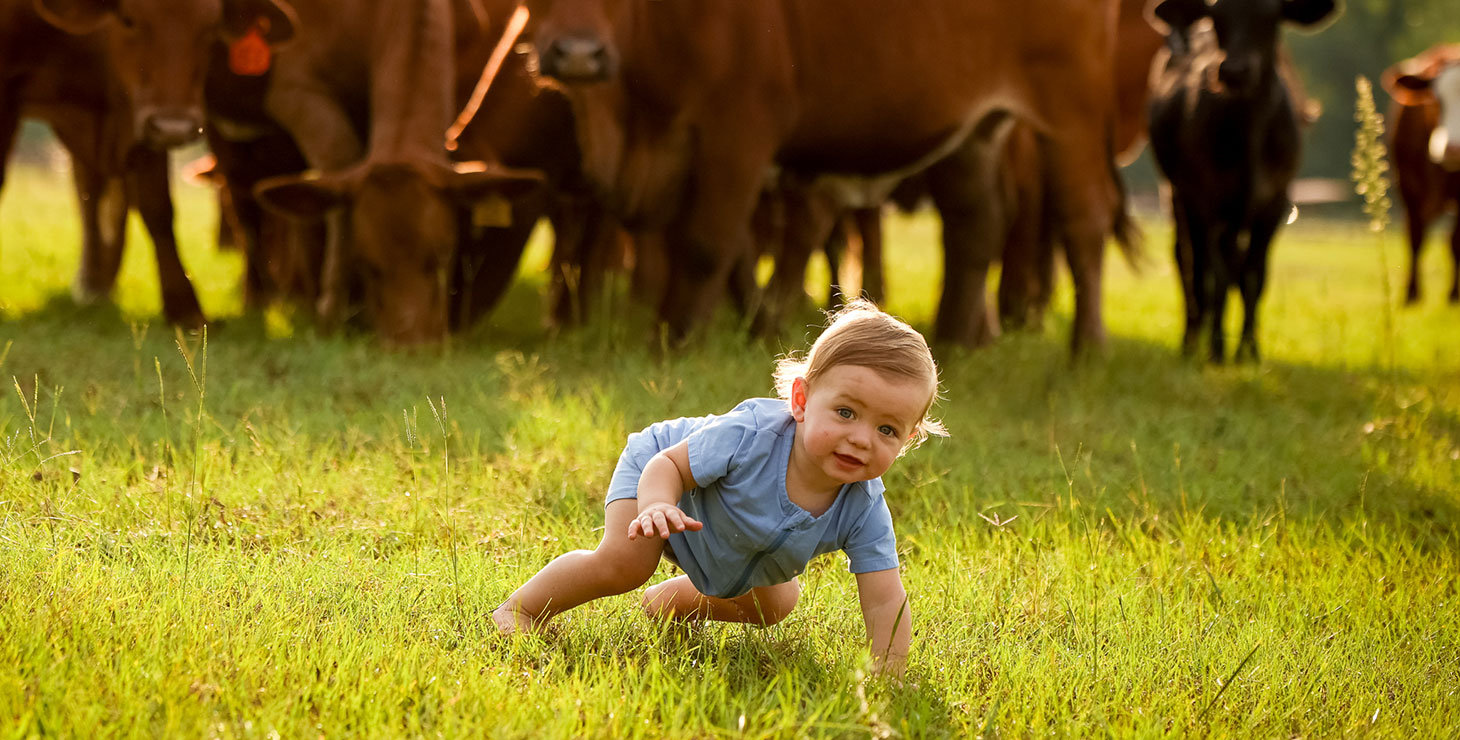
[1350, 75, 1396, 395]
[176, 327, 208, 581]
[428, 396, 467, 634]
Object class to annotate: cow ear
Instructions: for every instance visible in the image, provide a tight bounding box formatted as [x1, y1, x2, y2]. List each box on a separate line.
[1149, 0, 1206, 36]
[223, 0, 298, 46]
[255, 171, 350, 220]
[1281, 0, 1337, 27]
[1383, 71, 1436, 107]
[33, 0, 115, 34]
[448, 162, 546, 203]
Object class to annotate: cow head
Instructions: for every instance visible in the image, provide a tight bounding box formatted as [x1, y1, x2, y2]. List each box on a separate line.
[522, 0, 623, 82]
[33, 0, 297, 149]
[1385, 51, 1460, 172]
[1152, 0, 1334, 95]
[254, 162, 544, 346]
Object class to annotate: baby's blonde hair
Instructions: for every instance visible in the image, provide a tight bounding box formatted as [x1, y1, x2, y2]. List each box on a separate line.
[773, 299, 947, 451]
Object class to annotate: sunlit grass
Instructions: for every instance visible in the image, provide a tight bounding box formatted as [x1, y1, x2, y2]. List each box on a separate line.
[2, 161, 1458, 738]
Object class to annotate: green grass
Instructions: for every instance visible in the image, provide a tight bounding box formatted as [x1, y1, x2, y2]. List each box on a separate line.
[2, 162, 1458, 738]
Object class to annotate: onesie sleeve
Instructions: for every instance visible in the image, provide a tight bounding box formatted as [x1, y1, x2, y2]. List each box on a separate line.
[841, 490, 900, 574]
[683, 401, 760, 488]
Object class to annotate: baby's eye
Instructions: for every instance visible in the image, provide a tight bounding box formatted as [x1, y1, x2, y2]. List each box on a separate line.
[878, 425, 898, 437]
[837, 408, 854, 419]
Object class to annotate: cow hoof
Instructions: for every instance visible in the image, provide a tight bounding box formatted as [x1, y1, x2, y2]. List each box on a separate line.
[71, 280, 112, 306]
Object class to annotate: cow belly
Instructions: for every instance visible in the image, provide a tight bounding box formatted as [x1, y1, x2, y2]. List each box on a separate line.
[778, 121, 975, 177]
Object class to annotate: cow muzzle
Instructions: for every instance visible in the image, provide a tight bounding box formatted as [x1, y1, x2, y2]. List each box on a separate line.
[138, 108, 204, 149]
[539, 35, 616, 82]
[1216, 55, 1261, 94]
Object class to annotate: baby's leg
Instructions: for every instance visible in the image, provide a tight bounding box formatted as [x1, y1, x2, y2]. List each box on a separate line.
[494, 499, 663, 634]
[641, 576, 800, 627]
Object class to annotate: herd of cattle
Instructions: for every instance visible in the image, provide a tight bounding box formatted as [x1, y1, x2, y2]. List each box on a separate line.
[2, 0, 1457, 361]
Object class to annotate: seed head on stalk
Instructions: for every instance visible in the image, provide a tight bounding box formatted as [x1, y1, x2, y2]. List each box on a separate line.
[1351, 75, 1392, 232]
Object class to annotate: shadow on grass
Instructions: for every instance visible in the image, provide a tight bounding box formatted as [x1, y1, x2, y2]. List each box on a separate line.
[2, 284, 1455, 549]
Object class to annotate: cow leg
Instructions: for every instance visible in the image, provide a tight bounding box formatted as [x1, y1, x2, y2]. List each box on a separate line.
[0, 94, 19, 205]
[546, 195, 625, 328]
[822, 214, 847, 304]
[46, 109, 130, 304]
[996, 122, 1046, 332]
[452, 191, 541, 330]
[929, 134, 1004, 348]
[231, 186, 274, 310]
[69, 160, 128, 299]
[660, 123, 778, 342]
[754, 184, 838, 336]
[854, 207, 886, 304]
[631, 229, 670, 311]
[1402, 203, 1429, 304]
[1207, 224, 1244, 364]
[1448, 217, 1460, 303]
[1235, 201, 1284, 363]
[126, 147, 206, 328]
[1171, 196, 1204, 358]
[264, 88, 365, 328]
[1044, 144, 1119, 356]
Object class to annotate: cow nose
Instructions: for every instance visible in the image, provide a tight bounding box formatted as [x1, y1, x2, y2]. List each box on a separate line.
[541, 35, 613, 82]
[1217, 59, 1251, 89]
[141, 114, 203, 149]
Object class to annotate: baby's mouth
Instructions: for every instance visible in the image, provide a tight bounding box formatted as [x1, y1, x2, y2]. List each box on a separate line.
[834, 453, 863, 468]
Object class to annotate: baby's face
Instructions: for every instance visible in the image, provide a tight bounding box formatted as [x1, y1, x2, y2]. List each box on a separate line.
[791, 364, 931, 486]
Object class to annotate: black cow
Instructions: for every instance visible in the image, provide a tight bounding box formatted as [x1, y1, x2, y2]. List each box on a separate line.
[1147, 0, 1335, 362]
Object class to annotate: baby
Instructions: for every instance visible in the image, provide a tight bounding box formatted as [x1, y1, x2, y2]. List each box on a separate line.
[493, 300, 945, 672]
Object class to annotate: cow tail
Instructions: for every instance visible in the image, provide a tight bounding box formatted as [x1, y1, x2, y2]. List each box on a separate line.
[1108, 134, 1143, 271]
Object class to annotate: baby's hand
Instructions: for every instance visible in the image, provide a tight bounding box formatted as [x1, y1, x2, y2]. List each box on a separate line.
[627, 503, 703, 540]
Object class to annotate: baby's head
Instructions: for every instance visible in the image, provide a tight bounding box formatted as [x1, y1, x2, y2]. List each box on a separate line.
[773, 300, 947, 452]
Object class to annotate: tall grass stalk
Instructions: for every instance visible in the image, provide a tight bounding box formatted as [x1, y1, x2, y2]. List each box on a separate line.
[1350, 75, 1395, 390]
[427, 395, 467, 634]
[175, 327, 208, 580]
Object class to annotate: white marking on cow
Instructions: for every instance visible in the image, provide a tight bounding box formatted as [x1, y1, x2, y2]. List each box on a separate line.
[1431, 63, 1460, 170]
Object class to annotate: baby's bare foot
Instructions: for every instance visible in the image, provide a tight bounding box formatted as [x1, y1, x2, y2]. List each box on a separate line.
[491, 602, 535, 636]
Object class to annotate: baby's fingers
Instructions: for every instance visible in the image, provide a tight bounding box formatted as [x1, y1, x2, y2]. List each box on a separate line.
[666, 510, 703, 533]
[650, 510, 670, 538]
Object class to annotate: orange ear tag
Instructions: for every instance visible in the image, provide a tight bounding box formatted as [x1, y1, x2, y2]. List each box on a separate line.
[229, 26, 271, 76]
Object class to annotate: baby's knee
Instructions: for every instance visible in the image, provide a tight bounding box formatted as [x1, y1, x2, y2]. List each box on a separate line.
[748, 582, 799, 626]
[588, 549, 657, 594]
[639, 580, 679, 619]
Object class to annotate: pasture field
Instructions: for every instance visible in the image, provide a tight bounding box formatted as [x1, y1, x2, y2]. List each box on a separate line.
[1, 162, 1457, 739]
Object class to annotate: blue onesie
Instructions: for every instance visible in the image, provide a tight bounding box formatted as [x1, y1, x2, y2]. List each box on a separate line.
[606, 398, 900, 599]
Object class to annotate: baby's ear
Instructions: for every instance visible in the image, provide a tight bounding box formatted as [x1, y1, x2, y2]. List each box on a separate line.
[789, 377, 809, 422]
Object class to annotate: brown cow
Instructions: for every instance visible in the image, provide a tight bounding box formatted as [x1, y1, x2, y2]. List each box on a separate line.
[0, 0, 294, 327]
[447, 0, 627, 329]
[1381, 45, 1460, 304]
[526, 0, 1129, 354]
[762, 0, 1160, 335]
[247, 0, 543, 346]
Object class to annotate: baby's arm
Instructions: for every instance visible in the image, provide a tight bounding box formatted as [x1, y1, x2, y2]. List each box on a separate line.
[627, 440, 704, 540]
[855, 568, 912, 674]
